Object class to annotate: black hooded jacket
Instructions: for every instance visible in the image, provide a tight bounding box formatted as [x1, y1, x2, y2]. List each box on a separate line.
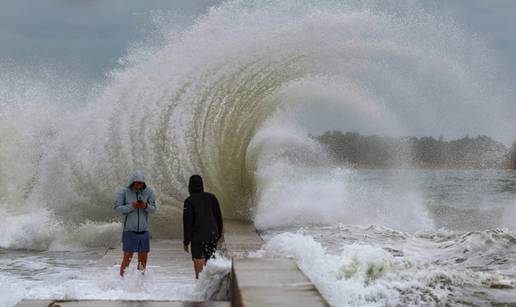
[183, 175, 223, 245]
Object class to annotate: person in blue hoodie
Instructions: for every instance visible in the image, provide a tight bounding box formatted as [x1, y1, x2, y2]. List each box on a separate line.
[114, 170, 157, 277]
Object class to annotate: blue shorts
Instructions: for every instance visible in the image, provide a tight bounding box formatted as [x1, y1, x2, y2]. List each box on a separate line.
[122, 231, 150, 253]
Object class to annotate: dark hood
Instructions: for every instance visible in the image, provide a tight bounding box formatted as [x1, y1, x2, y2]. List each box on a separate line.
[188, 175, 204, 194]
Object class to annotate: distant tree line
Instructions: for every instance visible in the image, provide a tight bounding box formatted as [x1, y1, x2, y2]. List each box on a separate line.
[511, 143, 516, 169]
[315, 131, 516, 169]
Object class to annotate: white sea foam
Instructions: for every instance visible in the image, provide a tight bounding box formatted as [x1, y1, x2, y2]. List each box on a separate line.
[193, 252, 232, 301]
[1, 1, 516, 305]
[0, 207, 121, 250]
[0, 254, 200, 307]
[1, 0, 514, 247]
[261, 230, 516, 306]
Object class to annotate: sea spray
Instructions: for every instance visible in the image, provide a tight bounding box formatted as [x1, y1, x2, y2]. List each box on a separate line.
[262, 232, 399, 306]
[0, 207, 121, 250]
[261, 227, 516, 306]
[193, 252, 232, 301]
[1, 1, 515, 306]
[1, 1, 514, 248]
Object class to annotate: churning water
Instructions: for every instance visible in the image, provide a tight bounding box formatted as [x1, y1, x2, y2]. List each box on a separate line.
[1, 0, 515, 305]
[259, 170, 516, 306]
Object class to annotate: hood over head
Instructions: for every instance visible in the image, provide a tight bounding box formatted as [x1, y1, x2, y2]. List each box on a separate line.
[188, 174, 204, 194]
[128, 170, 147, 189]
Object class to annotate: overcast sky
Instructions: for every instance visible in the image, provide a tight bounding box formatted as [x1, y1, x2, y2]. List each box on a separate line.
[428, 0, 516, 80]
[1, 0, 515, 82]
[0, 0, 222, 80]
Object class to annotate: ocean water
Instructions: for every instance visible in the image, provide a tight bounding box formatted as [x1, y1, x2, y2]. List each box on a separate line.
[1, 0, 516, 306]
[2, 170, 515, 306]
[261, 224, 516, 306]
[258, 170, 516, 306]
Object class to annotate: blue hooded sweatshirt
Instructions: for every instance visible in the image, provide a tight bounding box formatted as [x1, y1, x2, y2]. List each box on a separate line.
[114, 170, 157, 232]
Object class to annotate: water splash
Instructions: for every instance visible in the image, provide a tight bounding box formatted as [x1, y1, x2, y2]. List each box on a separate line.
[0, 0, 514, 248]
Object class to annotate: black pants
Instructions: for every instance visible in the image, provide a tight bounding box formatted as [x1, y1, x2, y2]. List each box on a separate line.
[191, 240, 217, 260]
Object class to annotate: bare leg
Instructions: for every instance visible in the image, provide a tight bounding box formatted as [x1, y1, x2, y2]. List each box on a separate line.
[193, 258, 206, 279]
[137, 252, 148, 272]
[120, 252, 133, 277]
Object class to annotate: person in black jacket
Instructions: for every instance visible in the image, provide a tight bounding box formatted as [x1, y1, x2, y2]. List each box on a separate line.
[183, 174, 223, 279]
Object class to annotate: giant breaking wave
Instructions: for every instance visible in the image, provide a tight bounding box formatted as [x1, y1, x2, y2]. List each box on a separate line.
[0, 0, 514, 250]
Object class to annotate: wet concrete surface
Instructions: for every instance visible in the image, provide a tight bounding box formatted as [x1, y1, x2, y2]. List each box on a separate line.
[16, 220, 328, 307]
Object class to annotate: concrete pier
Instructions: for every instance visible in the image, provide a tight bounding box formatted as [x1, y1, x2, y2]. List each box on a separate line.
[224, 221, 328, 307]
[223, 220, 264, 257]
[15, 220, 329, 307]
[231, 258, 329, 307]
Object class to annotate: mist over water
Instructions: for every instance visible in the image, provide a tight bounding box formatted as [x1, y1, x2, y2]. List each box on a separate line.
[0, 0, 515, 250]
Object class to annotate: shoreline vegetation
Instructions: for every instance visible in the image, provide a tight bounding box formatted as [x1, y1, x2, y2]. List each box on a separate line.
[314, 131, 516, 170]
